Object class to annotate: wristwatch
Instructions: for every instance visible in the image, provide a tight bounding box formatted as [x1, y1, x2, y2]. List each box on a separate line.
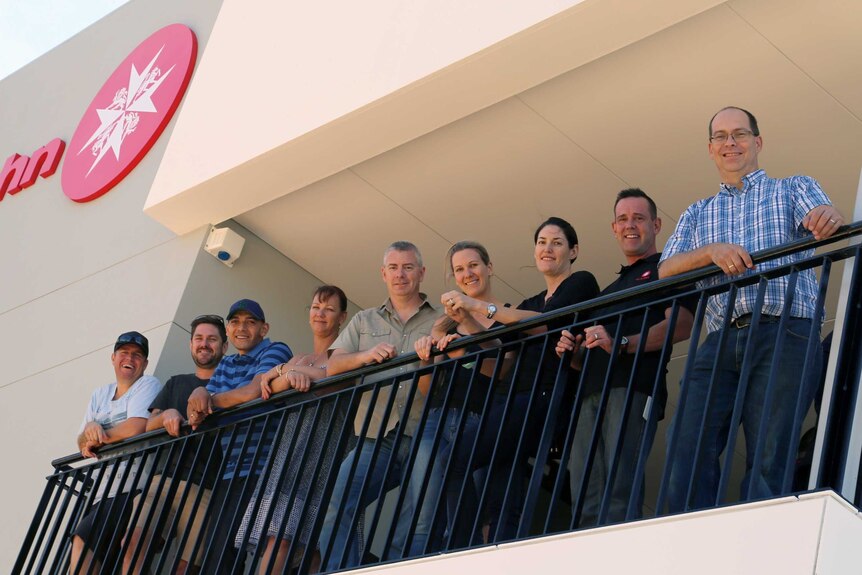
[619, 336, 629, 355]
[486, 303, 498, 319]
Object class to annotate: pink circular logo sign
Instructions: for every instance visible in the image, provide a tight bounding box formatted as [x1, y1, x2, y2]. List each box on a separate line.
[62, 24, 196, 203]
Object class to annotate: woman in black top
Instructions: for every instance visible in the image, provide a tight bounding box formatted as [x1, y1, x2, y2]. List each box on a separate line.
[423, 219, 599, 547]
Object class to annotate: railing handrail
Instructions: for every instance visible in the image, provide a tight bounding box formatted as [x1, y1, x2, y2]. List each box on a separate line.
[51, 221, 862, 470]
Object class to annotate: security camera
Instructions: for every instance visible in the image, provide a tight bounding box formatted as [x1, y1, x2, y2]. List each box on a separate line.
[204, 226, 246, 267]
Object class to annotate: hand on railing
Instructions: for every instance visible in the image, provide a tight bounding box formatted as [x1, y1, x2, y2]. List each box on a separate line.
[363, 343, 397, 365]
[803, 204, 844, 240]
[160, 408, 186, 437]
[78, 422, 108, 458]
[260, 363, 314, 400]
[414, 334, 461, 362]
[187, 387, 214, 430]
[582, 325, 614, 355]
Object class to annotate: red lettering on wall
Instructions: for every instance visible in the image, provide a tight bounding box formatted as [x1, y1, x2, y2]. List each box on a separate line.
[0, 139, 67, 202]
[0, 153, 29, 201]
[20, 138, 66, 188]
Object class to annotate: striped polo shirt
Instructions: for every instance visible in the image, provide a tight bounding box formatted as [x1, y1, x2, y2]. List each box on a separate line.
[207, 338, 293, 480]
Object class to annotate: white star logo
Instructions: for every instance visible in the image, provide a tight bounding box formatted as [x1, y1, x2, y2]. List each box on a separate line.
[77, 45, 174, 176]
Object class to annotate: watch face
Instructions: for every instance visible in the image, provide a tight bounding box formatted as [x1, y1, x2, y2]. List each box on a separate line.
[487, 304, 497, 318]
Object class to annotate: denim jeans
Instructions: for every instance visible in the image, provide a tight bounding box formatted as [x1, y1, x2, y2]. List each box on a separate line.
[667, 318, 821, 512]
[568, 389, 655, 527]
[408, 407, 480, 551]
[444, 390, 549, 545]
[318, 430, 419, 570]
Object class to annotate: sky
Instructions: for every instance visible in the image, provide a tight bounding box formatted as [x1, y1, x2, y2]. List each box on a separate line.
[0, 0, 130, 80]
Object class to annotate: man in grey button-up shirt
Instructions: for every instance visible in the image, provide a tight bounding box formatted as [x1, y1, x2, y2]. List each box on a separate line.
[320, 240, 438, 570]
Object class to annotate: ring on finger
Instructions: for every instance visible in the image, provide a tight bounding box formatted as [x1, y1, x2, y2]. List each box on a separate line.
[447, 298, 455, 306]
[729, 263, 736, 270]
[829, 218, 837, 224]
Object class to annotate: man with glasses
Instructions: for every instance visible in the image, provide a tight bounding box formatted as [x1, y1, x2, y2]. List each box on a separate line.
[186, 299, 293, 572]
[123, 315, 228, 573]
[659, 106, 845, 512]
[71, 331, 162, 574]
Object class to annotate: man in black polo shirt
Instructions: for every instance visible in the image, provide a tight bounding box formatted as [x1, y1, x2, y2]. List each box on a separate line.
[556, 188, 694, 527]
[122, 315, 227, 573]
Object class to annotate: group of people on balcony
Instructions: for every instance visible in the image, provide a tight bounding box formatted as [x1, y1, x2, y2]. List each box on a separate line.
[70, 106, 846, 574]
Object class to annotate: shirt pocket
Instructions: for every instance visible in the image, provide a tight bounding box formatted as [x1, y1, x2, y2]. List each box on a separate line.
[359, 327, 392, 350]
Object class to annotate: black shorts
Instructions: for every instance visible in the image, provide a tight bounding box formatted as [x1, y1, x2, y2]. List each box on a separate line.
[71, 492, 136, 568]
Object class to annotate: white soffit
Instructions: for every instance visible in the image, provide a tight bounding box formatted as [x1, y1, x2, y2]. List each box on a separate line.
[144, 0, 724, 233]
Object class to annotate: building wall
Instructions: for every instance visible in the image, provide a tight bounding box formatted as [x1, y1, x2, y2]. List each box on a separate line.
[0, 1, 352, 569]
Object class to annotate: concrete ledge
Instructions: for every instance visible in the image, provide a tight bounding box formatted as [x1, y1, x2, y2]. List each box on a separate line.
[358, 491, 861, 575]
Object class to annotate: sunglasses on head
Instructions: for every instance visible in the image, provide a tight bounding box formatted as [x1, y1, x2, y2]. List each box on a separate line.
[117, 333, 146, 347]
[193, 314, 225, 326]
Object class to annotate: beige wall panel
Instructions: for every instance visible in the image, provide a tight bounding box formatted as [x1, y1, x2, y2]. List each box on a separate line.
[145, 0, 725, 234]
[730, 0, 862, 119]
[350, 97, 630, 298]
[237, 171, 455, 310]
[173, 221, 362, 356]
[0, 231, 203, 389]
[518, 3, 862, 228]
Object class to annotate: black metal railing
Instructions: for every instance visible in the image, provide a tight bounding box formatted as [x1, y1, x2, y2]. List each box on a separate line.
[15, 222, 862, 574]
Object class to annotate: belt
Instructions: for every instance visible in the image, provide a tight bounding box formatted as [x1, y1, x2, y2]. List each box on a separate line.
[731, 313, 809, 329]
[731, 313, 782, 329]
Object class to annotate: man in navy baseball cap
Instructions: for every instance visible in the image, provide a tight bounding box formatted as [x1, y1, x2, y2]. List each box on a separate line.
[226, 299, 265, 322]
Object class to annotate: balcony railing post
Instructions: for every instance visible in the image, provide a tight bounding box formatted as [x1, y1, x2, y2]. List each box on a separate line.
[518, 332, 573, 538]
[813, 243, 862, 500]
[627, 300, 681, 521]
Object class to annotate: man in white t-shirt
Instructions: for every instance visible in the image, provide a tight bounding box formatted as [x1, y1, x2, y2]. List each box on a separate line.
[70, 331, 161, 574]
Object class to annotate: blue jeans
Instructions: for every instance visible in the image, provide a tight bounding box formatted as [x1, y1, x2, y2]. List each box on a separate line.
[409, 407, 480, 551]
[446, 390, 544, 545]
[568, 389, 655, 527]
[318, 431, 421, 570]
[667, 318, 821, 512]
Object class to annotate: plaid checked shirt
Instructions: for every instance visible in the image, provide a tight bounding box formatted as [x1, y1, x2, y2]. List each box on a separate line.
[660, 169, 831, 333]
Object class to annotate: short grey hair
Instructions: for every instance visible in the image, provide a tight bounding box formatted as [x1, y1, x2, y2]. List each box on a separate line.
[383, 240, 423, 268]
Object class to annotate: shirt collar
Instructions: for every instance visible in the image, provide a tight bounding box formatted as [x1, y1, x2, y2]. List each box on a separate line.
[719, 168, 766, 195]
[378, 293, 435, 320]
[231, 337, 271, 363]
[617, 252, 661, 275]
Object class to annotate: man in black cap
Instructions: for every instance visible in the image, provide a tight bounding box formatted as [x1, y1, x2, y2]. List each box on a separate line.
[185, 299, 293, 573]
[70, 331, 162, 573]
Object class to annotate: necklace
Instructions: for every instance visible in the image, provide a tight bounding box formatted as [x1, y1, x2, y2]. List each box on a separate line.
[300, 352, 327, 369]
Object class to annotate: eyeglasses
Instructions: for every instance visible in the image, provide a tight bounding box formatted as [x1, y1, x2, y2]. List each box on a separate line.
[709, 129, 754, 144]
[192, 314, 225, 326]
